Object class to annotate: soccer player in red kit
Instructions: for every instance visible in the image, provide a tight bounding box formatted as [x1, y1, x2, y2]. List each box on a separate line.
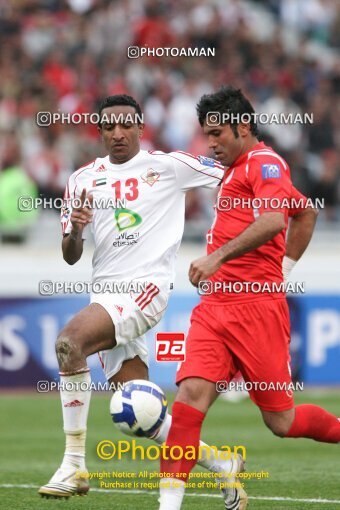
[158, 87, 340, 510]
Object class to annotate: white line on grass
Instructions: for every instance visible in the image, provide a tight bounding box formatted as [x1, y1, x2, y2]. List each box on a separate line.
[1, 485, 340, 505]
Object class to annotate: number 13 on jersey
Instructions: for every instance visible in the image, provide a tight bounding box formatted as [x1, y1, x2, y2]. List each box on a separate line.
[112, 178, 139, 201]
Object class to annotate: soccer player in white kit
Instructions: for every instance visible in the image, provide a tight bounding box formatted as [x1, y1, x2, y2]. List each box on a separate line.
[38, 95, 245, 507]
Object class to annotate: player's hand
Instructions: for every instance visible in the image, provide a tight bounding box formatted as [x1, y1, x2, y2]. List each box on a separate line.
[70, 188, 93, 233]
[189, 253, 222, 287]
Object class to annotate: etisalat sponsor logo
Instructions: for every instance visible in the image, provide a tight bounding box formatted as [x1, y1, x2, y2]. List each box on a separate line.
[206, 111, 314, 126]
[198, 280, 305, 295]
[18, 196, 127, 212]
[38, 280, 149, 296]
[113, 208, 143, 245]
[113, 232, 140, 247]
[36, 111, 144, 127]
[127, 46, 215, 59]
[216, 196, 324, 212]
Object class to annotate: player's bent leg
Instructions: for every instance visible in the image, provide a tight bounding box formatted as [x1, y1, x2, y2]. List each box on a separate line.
[261, 405, 340, 443]
[285, 405, 340, 443]
[56, 303, 116, 373]
[39, 303, 116, 499]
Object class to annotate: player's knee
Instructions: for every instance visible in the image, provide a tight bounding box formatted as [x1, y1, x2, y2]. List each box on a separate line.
[269, 423, 289, 438]
[263, 416, 291, 438]
[176, 381, 204, 407]
[55, 331, 82, 366]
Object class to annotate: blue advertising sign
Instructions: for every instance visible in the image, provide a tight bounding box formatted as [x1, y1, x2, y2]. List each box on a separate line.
[298, 295, 340, 384]
[0, 294, 339, 387]
[0, 294, 199, 389]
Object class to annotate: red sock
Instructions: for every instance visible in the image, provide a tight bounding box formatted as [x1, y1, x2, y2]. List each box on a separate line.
[160, 402, 205, 481]
[286, 404, 340, 443]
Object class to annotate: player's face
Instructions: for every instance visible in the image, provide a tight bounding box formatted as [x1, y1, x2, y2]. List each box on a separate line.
[98, 105, 144, 164]
[203, 122, 249, 167]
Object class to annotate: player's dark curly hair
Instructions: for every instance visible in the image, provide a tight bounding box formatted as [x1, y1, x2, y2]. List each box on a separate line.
[197, 86, 259, 138]
[98, 94, 143, 126]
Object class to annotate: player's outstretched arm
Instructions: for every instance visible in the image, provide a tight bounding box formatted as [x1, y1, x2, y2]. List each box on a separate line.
[189, 212, 285, 285]
[62, 188, 93, 265]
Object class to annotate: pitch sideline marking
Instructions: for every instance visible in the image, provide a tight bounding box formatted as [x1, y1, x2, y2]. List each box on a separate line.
[0, 485, 340, 505]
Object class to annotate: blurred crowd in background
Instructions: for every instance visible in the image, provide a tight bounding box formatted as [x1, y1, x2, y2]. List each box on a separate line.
[0, 0, 339, 241]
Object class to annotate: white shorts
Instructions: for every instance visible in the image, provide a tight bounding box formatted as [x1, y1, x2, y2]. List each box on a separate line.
[90, 283, 169, 380]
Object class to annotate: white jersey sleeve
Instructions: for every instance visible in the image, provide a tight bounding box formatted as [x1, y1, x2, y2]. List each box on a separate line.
[168, 151, 225, 191]
[61, 172, 88, 239]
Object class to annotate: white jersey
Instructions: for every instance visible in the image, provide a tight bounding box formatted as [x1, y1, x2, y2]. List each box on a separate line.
[61, 149, 224, 290]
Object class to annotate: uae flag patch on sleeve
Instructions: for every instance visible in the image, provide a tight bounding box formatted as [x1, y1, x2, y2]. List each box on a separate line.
[93, 178, 107, 186]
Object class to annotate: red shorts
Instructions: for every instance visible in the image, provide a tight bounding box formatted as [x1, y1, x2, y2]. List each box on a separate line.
[176, 298, 294, 412]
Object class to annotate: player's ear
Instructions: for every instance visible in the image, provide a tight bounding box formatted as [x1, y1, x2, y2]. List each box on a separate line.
[238, 123, 250, 138]
[138, 123, 145, 138]
[97, 125, 104, 141]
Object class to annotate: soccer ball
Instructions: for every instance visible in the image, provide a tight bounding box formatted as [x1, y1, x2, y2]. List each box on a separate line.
[110, 379, 168, 437]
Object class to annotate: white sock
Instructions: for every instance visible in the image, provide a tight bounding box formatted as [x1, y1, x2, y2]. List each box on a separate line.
[153, 413, 233, 472]
[159, 478, 185, 510]
[59, 370, 91, 469]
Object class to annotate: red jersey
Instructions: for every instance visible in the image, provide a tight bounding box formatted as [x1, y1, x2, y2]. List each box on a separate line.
[203, 142, 307, 303]
[289, 186, 308, 217]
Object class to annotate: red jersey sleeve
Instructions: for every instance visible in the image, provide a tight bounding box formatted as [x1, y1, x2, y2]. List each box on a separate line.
[289, 186, 308, 217]
[247, 154, 292, 214]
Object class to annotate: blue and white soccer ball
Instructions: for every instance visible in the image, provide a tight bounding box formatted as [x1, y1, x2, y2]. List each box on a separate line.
[110, 379, 168, 437]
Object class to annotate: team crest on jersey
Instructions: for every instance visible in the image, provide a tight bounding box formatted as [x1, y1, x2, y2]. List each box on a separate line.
[95, 164, 106, 172]
[198, 155, 216, 167]
[262, 164, 281, 179]
[141, 168, 160, 186]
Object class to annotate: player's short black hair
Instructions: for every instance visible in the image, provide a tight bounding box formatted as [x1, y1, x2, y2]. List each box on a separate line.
[98, 94, 143, 126]
[197, 86, 259, 137]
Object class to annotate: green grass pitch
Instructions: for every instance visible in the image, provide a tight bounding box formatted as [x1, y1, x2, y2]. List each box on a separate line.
[0, 390, 339, 510]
